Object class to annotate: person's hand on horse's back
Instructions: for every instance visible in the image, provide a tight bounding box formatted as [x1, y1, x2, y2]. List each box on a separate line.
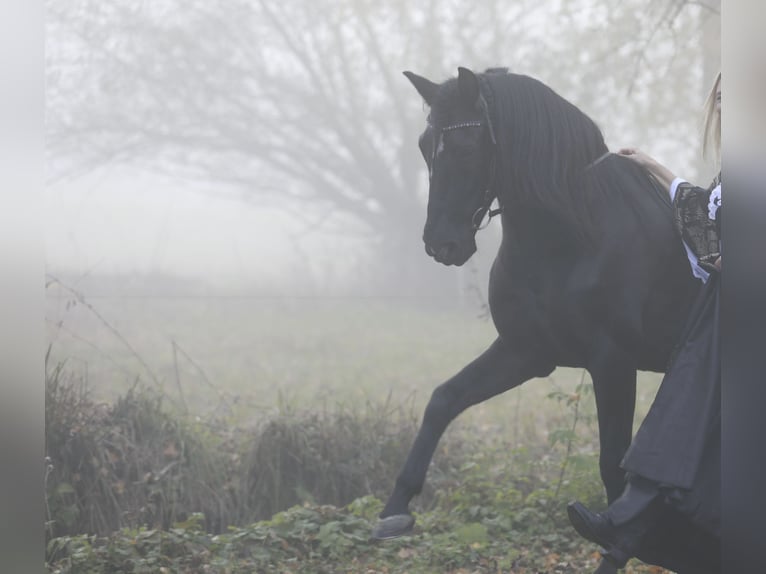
[617, 148, 678, 194]
[617, 148, 654, 168]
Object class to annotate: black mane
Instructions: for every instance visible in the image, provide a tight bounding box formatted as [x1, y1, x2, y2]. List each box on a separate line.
[476, 70, 667, 241]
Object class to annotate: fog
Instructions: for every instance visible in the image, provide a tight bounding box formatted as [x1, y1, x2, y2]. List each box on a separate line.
[45, 169, 352, 290]
[44, 0, 720, 405]
[46, 0, 719, 294]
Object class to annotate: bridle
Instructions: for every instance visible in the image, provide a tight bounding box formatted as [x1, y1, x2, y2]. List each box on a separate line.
[427, 94, 501, 232]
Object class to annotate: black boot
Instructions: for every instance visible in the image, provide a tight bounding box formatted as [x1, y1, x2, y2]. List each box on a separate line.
[567, 501, 632, 568]
[568, 476, 661, 567]
[568, 495, 662, 569]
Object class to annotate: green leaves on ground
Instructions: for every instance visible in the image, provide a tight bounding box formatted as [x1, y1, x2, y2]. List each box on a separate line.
[48, 489, 665, 573]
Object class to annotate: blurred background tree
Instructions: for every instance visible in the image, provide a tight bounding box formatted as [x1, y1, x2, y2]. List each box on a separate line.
[46, 0, 719, 297]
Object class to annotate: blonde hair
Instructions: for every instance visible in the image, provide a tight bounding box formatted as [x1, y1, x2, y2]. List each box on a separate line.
[702, 72, 721, 164]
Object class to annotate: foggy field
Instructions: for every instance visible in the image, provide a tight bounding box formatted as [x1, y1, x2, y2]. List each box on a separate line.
[45, 275, 664, 436]
[44, 277, 668, 574]
[42, 0, 718, 570]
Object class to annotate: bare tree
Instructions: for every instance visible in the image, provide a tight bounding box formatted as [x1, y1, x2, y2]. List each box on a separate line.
[46, 0, 716, 293]
[46, 0, 551, 292]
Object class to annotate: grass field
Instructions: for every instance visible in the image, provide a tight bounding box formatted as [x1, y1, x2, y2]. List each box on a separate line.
[45, 275, 672, 573]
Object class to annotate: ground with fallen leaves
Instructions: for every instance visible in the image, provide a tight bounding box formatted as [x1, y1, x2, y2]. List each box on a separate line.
[47, 495, 672, 573]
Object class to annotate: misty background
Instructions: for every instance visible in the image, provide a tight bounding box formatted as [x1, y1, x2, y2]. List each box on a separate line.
[45, 0, 720, 411]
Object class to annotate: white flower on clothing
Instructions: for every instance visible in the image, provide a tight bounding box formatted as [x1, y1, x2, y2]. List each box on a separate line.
[708, 184, 721, 221]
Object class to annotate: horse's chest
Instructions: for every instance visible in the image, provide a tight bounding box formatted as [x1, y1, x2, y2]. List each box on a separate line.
[489, 261, 592, 361]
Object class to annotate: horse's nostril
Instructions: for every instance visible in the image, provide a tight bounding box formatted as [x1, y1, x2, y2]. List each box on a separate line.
[425, 241, 458, 262]
[437, 243, 456, 261]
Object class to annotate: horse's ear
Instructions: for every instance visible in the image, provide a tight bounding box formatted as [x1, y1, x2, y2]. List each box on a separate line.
[403, 71, 438, 106]
[457, 67, 480, 107]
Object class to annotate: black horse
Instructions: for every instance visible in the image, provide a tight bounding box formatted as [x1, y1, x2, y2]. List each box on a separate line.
[372, 68, 719, 573]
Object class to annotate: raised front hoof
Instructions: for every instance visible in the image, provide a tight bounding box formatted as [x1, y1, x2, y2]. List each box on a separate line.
[370, 514, 415, 540]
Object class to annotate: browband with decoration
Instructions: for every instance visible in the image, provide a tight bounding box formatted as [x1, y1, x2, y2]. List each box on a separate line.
[441, 122, 483, 132]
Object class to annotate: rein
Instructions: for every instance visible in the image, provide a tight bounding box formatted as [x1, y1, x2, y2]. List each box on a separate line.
[585, 151, 612, 171]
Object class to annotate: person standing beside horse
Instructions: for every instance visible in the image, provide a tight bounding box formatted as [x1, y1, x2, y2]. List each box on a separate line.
[567, 72, 722, 573]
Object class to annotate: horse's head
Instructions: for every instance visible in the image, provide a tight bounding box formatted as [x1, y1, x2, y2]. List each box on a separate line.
[404, 67, 498, 266]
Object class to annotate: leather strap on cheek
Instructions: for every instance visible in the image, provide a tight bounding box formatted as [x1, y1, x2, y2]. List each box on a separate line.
[481, 97, 497, 147]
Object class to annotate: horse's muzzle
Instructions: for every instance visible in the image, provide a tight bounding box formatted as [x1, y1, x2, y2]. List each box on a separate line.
[424, 241, 474, 266]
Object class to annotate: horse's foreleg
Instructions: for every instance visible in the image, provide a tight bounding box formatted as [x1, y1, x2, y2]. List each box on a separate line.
[372, 337, 553, 539]
[589, 348, 637, 503]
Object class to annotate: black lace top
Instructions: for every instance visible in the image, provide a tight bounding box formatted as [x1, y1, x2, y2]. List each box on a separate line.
[672, 172, 721, 274]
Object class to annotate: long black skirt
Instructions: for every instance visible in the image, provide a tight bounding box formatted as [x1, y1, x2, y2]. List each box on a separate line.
[622, 271, 721, 537]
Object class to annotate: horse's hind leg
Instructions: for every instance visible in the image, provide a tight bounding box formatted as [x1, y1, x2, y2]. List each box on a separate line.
[372, 337, 554, 539]
[589, 347, 637, 503]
